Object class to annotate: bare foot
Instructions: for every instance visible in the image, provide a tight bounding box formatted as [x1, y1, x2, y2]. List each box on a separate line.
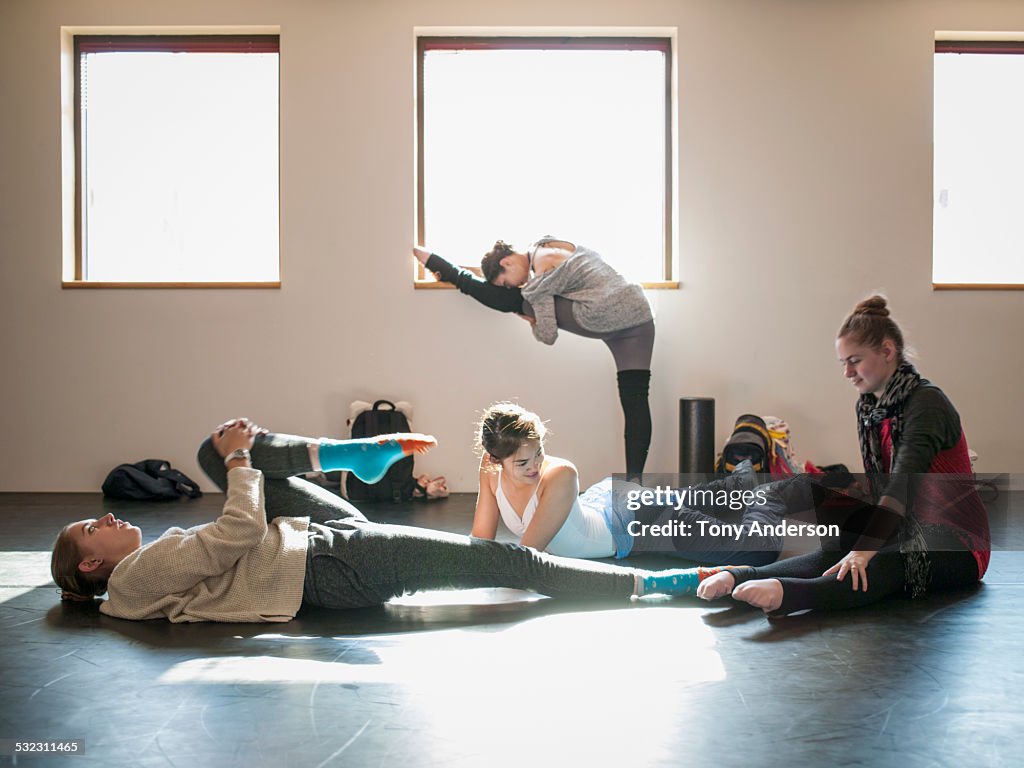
[731, 579, 784, 613]
[696, 570, 736, 600]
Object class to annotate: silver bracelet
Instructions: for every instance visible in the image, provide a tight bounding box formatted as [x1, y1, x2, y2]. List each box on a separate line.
[224, 448, 252, 467]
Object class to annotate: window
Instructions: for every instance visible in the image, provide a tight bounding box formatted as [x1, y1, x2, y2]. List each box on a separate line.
[934, 40, 1024, 288]
[70, 35, 279, 286]
[416, 36, 674, 286]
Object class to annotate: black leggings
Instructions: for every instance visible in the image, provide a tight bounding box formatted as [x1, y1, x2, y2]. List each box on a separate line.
[728, 543, 979, 615]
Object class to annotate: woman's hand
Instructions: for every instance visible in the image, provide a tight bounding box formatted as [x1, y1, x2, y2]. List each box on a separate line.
[517, 314, 536, 326]
[213, 417, 268, 438]
[212, 418, 261, 458]
[413, 246, 445, 280]
[823, 550, 878, 592]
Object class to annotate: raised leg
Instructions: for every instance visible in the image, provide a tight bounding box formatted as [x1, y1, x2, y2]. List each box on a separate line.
[198, 433, 367, 525]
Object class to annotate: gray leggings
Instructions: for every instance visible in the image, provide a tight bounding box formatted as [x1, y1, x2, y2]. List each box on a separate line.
[197, 433, 642, 609]
[522, 296, 655, 371]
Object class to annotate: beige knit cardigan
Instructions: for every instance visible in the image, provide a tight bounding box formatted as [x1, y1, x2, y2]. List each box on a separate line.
[100, 467, 310, 623]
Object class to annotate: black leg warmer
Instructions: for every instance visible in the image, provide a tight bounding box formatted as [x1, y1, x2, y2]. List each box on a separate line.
[617, 369, 652, 481]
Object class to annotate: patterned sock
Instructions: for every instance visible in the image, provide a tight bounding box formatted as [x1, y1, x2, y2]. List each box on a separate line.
[317, 436, 429, 484]
[638, 566, 737, 596]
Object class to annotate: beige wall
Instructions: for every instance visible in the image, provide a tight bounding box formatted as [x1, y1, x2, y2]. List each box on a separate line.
[1, 0, 1022, 492]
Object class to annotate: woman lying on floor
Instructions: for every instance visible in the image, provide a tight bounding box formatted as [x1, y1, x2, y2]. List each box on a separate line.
[50, 420, 733, 623]
[697, 296, 991, 617]
[473, 402, 787, 567]
[412, 238, 654, 481]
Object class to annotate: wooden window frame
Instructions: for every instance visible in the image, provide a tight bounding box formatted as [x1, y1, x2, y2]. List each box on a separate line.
[415, 35, 676, 289]
[933, 39, 1024, 291]
[67, 34, 281, 289]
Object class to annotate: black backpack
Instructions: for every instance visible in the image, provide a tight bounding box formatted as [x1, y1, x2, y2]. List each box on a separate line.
[714, 414, 772, 473]
[345, 400, 416, 503]
[102, 459, 203, 501]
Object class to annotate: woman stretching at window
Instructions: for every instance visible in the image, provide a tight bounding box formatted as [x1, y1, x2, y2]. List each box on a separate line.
[412, 238, 654, 481]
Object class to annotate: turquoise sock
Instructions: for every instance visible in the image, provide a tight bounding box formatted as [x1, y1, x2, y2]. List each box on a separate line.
[640, 569, 701, 596]
[319, 438, 406, 484]
[638, 566, 732, 596]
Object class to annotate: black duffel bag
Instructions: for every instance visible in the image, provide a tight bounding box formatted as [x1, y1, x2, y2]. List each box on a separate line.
[102, 459, 202, 501]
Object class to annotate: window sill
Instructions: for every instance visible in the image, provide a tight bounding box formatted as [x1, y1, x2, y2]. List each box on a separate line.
[640, 281, 681, 290]
[932, 283, 1024, 290]
[413, 279, 680, 290]
[62, 281, 281, 289]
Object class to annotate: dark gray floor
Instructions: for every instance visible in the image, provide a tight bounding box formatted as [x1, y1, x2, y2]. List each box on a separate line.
[2, 491, 1022, 768]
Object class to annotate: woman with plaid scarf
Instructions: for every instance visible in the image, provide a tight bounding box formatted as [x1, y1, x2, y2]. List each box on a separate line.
[697, 296, 990, 617]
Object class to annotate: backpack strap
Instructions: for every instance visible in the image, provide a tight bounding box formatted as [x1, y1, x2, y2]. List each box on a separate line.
[153, 465, 203, 498]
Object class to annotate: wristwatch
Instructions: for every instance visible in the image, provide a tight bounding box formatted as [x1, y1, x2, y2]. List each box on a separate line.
[224, 448, 252, 467]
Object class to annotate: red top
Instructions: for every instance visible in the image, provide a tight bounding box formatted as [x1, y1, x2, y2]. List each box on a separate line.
[880, 420, 990, 578]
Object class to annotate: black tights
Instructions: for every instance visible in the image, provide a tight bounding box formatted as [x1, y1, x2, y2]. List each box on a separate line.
[728, 545, 979, 615]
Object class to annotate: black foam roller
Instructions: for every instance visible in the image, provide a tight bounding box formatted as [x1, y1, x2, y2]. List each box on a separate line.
[679, 397, 715, 474]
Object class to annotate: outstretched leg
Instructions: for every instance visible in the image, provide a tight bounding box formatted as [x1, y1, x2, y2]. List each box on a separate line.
[301, 519, 737, 610]
[698, 549, 908, 615]
[302, 521, 640, 609]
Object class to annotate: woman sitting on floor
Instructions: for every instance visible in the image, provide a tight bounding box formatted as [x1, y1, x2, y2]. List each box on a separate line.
[50, 420, 735, 623]
[472, 402, 787, 567]
[697, 295, 991, 617]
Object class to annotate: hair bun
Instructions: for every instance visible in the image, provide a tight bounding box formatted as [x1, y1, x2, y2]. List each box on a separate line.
[491, 240, 514, 258]
[853, 295, 889, 317]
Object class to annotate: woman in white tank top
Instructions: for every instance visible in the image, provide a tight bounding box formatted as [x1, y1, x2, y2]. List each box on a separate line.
[472, 403, 614, 559]
[472, 403, 787, 566]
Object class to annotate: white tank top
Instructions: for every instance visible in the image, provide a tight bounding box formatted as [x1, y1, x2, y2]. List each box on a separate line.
[495, 468, 614, 559]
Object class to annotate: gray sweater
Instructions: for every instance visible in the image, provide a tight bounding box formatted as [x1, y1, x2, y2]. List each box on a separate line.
[520, 244, 653, 345]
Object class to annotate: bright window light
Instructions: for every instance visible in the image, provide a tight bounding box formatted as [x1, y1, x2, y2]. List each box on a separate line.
[934, 43, 1024, 285]
[418, 39, 671, 283]
[77, 38, 279, 283]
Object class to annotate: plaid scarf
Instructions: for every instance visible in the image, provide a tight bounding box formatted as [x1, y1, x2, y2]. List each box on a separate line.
[856, 361, 931, 597]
